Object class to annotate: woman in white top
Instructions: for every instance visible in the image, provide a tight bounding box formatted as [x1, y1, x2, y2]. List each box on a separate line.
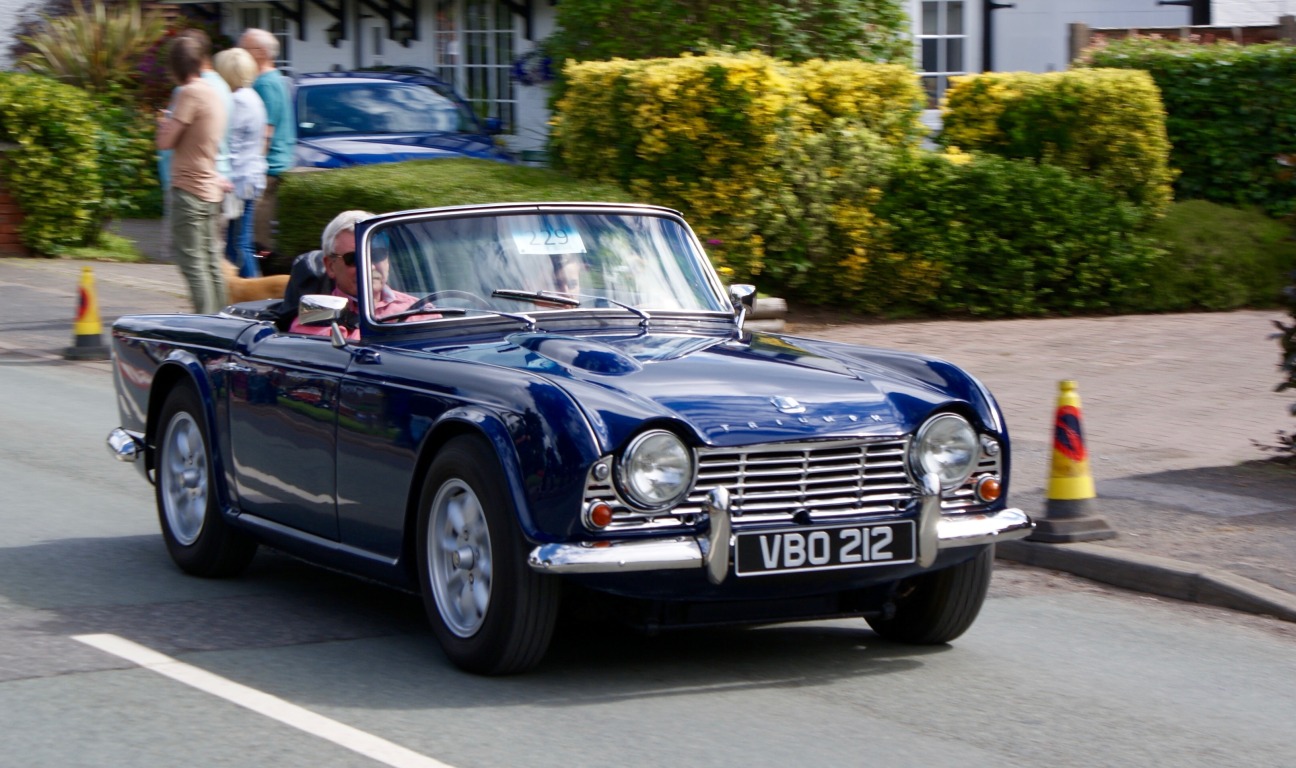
[214, 47, 269, 278]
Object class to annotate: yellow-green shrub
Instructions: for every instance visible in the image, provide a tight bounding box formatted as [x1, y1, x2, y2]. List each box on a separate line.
[796, 59, 925, 145]
[940, 69, 1175, 217]
[0, 73, 102, 254]
[552, 52, 924, 287]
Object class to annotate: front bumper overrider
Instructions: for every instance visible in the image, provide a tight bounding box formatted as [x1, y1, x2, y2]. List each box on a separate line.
[528, 477, 1034, 584]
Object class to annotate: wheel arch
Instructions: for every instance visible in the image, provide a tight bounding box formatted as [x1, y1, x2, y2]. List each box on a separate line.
[399, 408, 529, 585]
[146, 355, 233, 512]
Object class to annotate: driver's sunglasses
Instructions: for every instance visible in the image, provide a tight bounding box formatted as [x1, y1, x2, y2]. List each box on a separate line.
[332, 251, 387, 267]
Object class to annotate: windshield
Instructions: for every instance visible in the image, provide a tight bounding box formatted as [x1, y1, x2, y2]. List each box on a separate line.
[362, 210, 729, 326]
[297, 81, 477, 138]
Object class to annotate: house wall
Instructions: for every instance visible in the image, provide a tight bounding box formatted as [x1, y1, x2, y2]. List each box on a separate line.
[0, 0, 29, 70]
[1215, 0, 1296, 23]
[219, 0, 555, 153]
[993, 1, 1188, 73]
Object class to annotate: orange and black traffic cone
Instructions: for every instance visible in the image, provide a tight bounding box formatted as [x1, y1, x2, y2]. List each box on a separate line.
[1028, 379, 1117, 543]
[63, 265, 110, 361]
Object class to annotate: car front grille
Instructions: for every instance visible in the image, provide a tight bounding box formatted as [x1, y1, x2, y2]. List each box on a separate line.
[584, 436, 1002, 533]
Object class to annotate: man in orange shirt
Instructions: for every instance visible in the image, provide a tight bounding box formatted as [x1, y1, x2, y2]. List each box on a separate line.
[157, 34, 230, 314]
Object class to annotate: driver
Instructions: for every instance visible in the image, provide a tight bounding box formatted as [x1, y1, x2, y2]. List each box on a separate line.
[289, 210, 437, 338]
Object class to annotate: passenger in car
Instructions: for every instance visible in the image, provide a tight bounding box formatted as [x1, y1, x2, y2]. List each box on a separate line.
[289, 210, 436, 338]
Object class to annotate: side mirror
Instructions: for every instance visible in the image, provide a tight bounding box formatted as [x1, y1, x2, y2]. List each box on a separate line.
[298, 294, 352, 347]
[728, 284, 756, 332]
[298, 294, 349, 326]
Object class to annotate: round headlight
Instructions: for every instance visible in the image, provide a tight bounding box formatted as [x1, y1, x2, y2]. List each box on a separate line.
[617, 430, 694, 509]
[911, 413, 979, 491]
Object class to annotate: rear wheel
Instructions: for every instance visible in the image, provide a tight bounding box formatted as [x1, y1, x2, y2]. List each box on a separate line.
[416, 435, 559, 674]
[155, 384, 257, 577]
[866, 546, 993, 644]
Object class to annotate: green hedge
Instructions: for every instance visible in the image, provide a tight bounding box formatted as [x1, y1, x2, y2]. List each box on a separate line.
[1140, 199, 1296, 311]
[548, 0, 910, 66]
[1085, 38, 1296, 216]
[870, 151, 1164, 317]
[940, 68, 1175, 218]
[275, 159, 633, 259]
[0, 73, 102, 254]
[274, 152, 1293, 321]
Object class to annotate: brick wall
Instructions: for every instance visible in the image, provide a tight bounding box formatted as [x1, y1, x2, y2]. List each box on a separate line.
[0, 181, 26, 257]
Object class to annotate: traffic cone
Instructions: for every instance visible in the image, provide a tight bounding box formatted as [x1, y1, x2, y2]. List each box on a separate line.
[63, 265, 110, 361]
[1028, 379, 1117, 543]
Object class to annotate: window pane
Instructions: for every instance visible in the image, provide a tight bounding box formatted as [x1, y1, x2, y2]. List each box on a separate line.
[922, 76, 938, 109]
[922, 2, 938, 35]
[922, 39, 938, 72]
[948, 2, 964, 35]
[946, 38, 964, 72]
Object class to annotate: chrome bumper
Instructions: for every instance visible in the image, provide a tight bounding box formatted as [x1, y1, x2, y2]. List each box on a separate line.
[107, 428, 146, 463]
[527, 478, 1034, 583]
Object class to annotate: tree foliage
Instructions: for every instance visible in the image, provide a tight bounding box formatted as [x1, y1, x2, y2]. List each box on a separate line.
[16, 0, 166, 100]
[548, 0, 910, 66]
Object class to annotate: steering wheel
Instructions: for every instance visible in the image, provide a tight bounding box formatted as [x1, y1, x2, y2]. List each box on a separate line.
[416, 290, 492, 310]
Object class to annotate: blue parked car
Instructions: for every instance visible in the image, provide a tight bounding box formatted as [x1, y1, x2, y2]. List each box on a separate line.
[106, 202, 1032, 674]
[293, 70, 514, 168]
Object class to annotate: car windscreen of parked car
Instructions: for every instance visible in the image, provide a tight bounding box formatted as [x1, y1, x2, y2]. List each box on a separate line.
[366, 210, 730, 324]
[297, 81, 476, 138]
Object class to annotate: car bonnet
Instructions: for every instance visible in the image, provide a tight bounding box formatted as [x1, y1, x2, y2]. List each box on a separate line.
[433, 330, 985, 450]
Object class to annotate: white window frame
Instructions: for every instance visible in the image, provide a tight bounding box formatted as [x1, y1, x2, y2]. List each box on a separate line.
[433, 0, 517, 133]
[238, 5, 291, 70]
[917, 0, 968, 109]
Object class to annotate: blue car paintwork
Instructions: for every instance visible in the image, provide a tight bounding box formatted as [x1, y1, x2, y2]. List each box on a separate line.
[293, 71, 514, 169]
[110, 203, 1024, 630]
[296, 133, 513, 168]
[112, 311, 1010, 598]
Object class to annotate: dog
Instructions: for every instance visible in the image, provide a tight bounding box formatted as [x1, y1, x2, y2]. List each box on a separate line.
[222, 258, 290, 304]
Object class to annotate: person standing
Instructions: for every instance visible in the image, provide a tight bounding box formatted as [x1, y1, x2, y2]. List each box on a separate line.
[157, 34, 230, 314]
[214, 47, 268, 278]
[158, 29, 231, 285]
[239, 28, 295, 271]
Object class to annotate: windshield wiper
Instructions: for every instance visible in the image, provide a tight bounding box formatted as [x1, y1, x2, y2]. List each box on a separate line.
[377, 306, 538, 331]
[492, 289, 651, 329]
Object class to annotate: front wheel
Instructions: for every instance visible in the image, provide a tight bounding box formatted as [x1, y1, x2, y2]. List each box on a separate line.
[416, 435, 559, 674]
[154, 384, 257, 577]
[866, 546, 993, 644]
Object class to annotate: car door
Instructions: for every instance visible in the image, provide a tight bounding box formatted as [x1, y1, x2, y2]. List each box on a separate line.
[225, 326, 352, 540]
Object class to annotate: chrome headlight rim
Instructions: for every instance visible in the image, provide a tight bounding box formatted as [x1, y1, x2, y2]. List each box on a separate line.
[910, 412, 980, 492]
[615, 429, 695, 511]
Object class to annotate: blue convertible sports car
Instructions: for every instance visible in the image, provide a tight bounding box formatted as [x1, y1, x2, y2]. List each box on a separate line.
[107, 203, 1033, 674]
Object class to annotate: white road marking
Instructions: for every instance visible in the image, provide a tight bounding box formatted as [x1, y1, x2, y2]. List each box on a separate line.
[72, 634, 455, 768]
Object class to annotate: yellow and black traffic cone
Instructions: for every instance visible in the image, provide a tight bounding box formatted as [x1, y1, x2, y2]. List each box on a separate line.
[63, 265, 110, 361]
[1028, 379, 1117, 543]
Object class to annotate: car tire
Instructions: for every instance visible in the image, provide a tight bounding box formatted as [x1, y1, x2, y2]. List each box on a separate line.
[865, 545, 993, 644]
[417, 435, 560, 675]
[154, 384, 257, 577]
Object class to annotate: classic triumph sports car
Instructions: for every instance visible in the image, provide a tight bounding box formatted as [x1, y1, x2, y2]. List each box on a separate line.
[107, 202, 1033, 674]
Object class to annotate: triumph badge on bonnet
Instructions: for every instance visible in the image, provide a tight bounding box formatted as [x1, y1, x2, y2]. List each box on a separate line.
[770, 395, 805, 414]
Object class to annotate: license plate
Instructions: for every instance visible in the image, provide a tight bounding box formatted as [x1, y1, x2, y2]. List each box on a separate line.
[734, 521, 916, 577]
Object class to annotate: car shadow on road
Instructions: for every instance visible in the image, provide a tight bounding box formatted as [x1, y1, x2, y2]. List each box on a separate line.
[3, 533, 950, 699]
